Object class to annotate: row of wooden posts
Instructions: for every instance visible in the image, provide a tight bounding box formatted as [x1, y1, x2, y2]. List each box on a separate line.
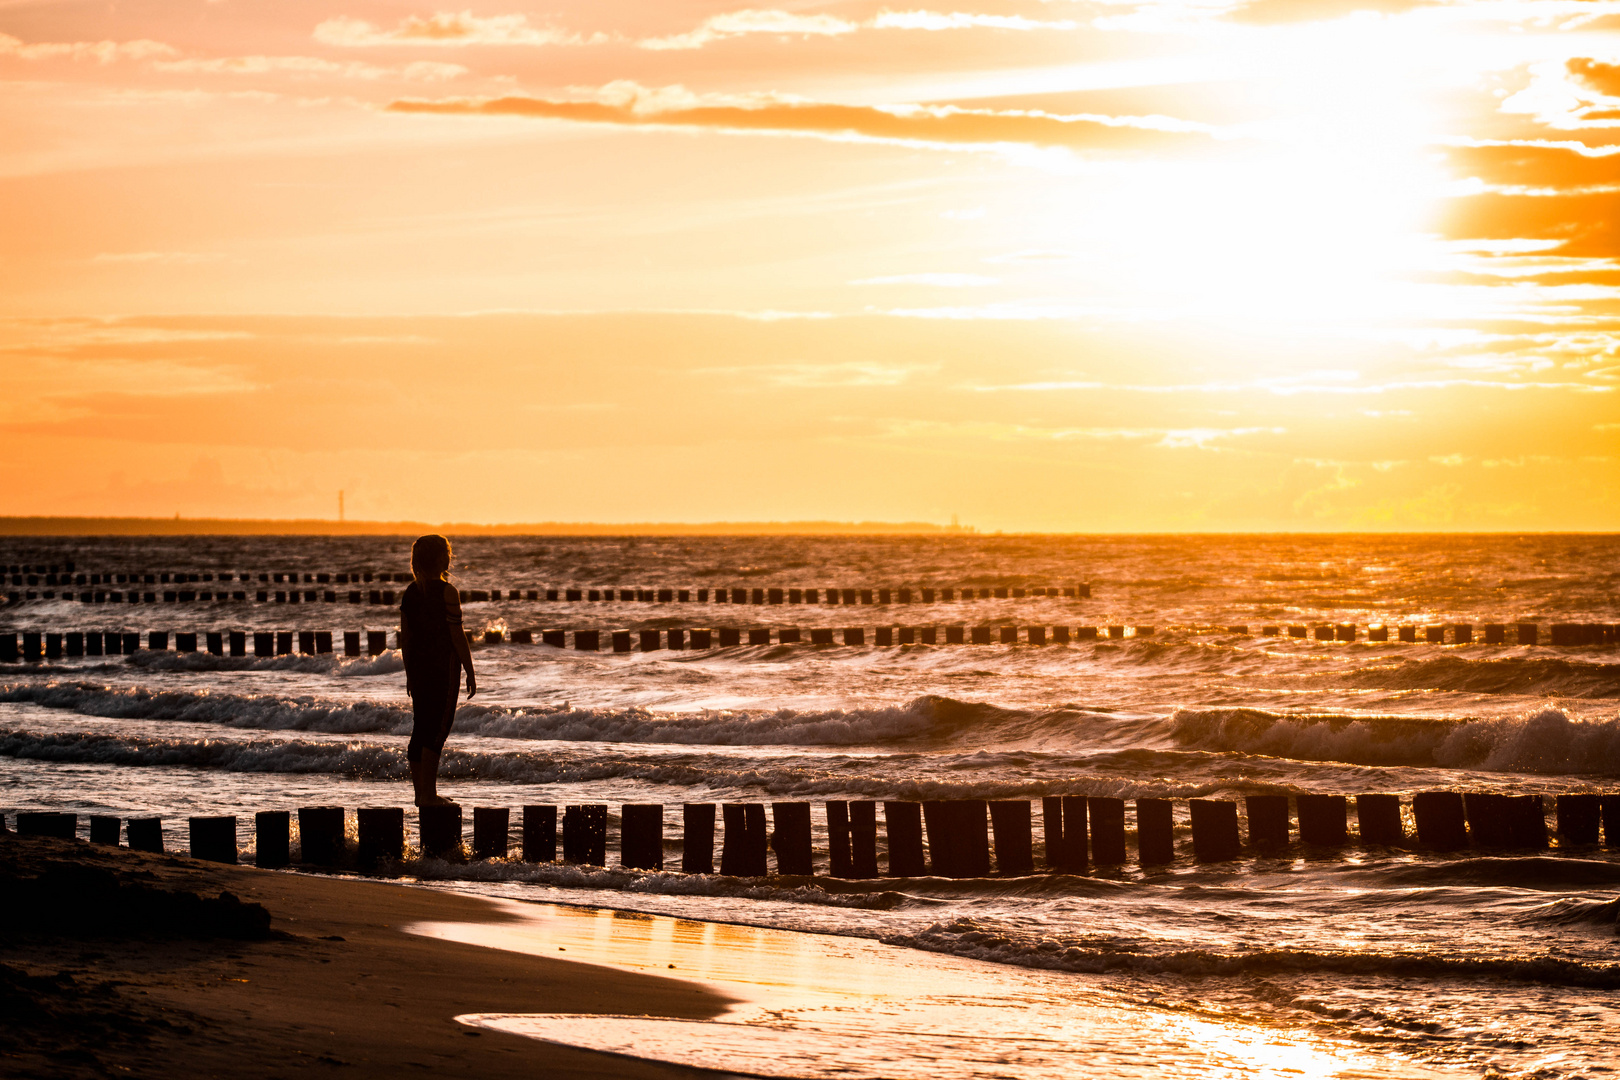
[13, 567, 1097, 600]
[11, 793, 1619, 876]
[3, 626, 1154, 660]
[6, 619, 1617, 662]
[9, 584, 1093, 606]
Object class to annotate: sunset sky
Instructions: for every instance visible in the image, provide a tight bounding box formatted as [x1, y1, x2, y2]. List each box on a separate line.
[2, 0, 1617, 530]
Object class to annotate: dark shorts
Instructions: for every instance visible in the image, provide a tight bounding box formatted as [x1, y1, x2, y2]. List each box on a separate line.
[407, 657, 461, 762]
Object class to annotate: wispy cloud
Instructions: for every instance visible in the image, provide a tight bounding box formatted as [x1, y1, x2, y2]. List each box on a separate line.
[385, 83, 1212, 154]
[155, 55, 466, 81]
[640, 10, 859, 51]
[639, 8, 1082, 50]
[0, 32, 176, 62]
[314, 12, 602, 48]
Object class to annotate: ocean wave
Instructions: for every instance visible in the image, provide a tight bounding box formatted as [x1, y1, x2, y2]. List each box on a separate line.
[1516, 896, 1620, 928]
[1352, 857, 1620, 890]
[1330, 655, 1620, 699]
[0, 729, 412, 777]
[883, 917, 1620, 989]
[0, 682, 412, 736]
[0, 682, 1106, 749]
[0, 728, 1196, 800]
[124, 650, 406, 677]
[1171, 705, 1620, 775]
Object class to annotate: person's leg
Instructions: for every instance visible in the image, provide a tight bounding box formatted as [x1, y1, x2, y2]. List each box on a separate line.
[415, 661, 460, 806]
[417, 749, 441, 803]
[407, 694, 438, 806]
[409, 755, 430, 805]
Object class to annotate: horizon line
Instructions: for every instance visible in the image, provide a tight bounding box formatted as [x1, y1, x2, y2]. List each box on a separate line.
[0, 517, 1614, 538]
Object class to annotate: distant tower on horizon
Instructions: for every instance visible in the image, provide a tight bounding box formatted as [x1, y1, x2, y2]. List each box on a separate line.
[338, 490, 344, 523]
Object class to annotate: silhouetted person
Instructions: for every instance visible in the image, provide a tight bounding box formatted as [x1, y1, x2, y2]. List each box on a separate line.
[399, 534, 476, 806]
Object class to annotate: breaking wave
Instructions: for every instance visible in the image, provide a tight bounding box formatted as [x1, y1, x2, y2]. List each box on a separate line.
[1329, 655, 1620, 698]
[0, 682, 1132, 749]
[0, 728, 1202, 800]
[1172, 705, 1620, 775]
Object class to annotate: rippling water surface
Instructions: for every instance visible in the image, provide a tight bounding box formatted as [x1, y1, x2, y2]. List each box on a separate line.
[3, 534, 1618, 1078]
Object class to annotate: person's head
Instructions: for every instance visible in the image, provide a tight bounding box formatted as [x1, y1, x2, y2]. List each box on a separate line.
[411, 534, 452, 581]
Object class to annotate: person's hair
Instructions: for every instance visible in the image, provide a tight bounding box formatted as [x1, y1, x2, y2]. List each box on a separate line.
[411, 534, 452, 581]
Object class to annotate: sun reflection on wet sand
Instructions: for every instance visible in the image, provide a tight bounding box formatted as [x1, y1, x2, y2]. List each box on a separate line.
[410, 899, 1460, 1080]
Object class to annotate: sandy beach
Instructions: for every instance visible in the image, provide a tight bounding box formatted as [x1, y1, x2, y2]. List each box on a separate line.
[0, 831, 732, 1079]
[4, 827, 1478, 1080]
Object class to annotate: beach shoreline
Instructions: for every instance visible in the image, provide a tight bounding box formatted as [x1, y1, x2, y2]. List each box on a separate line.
[0, 832, 735, 1079]
[2, 829, 1479, 1080]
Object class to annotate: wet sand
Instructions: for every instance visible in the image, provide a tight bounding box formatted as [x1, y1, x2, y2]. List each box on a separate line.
[0, 833, 733, 1079]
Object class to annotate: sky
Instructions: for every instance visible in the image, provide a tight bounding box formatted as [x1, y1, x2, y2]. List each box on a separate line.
[1, 0, 1617, 530]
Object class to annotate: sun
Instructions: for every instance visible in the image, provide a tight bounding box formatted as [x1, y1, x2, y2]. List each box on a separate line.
[1051, 11, 1461, 332]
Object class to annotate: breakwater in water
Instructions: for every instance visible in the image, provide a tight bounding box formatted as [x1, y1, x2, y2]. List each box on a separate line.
[13, 789, 1619, 871]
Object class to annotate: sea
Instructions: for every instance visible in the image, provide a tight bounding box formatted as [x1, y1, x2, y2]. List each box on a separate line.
[2, 533, 1618, 1079]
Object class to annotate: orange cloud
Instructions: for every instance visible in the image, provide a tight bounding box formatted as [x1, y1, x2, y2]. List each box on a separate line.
[1568, 57, 1620, 97]
[1446, 142, 1620, 190]
[385, 87, 1212, 152]
[1441, 191, 1620, 257]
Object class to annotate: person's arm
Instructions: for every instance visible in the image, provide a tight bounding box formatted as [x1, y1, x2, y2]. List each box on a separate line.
[398, 609, 412, 693]
[442, 581, 477, 697]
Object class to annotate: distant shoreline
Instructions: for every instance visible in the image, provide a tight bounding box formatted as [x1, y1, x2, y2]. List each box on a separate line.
[0, 516, 973, 537]
[0, 517, 1613, 537]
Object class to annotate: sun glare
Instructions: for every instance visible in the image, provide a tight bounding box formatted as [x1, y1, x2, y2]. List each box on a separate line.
[1053, 13, 1456, 330]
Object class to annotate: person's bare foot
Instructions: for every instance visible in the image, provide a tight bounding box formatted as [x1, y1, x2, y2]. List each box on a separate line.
[417, 794, 457, 807]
